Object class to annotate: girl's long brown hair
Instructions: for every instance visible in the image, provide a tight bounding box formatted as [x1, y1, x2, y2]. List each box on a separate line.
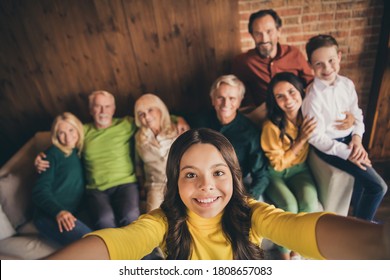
[160, 128, 263, 259]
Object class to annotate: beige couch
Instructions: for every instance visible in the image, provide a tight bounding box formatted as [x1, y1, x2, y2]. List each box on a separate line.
[308, 149, 354, 216]
[0, 131, 355, 259]
[0, 132, 60, 259]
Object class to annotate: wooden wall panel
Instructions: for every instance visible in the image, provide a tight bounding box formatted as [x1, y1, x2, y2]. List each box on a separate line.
[368, 57, 390, 160]
[365, 2, 390, 162]
[0, 0, 241, 166]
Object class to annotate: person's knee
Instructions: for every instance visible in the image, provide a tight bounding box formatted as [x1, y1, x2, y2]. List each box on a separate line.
[381, 181, 388, 194]
[277, 200, 298, 213]
[119, 208, 140, 227]
[298, 200, 318, 213]
[74, 220, 92, 235]
[370, 180, 388, 196]
[285, 204, 298, 213]
[94, 212, 116, 229]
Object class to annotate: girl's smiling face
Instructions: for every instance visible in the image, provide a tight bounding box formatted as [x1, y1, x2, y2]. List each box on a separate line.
[178, 143, 233, 218]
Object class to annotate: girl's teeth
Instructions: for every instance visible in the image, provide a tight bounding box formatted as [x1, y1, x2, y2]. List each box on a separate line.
[197, 198, 217, 203]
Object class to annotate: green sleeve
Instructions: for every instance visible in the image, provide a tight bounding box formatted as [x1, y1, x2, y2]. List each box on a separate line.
[248, 131, 270, 199]
[170, 114, 178, 123]
[32, 148, 64, 217]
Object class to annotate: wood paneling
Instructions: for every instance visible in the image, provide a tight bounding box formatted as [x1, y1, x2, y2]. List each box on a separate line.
[365, 1, 390, 161]
[0, 0, 240, 165]
[367, 48, 390, 160]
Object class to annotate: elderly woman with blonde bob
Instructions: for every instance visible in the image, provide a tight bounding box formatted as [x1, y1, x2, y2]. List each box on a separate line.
[134, 93, 178, 212]
[32, 112, 92, 246]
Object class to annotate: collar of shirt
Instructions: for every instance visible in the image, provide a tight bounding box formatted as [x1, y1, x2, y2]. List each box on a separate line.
[313, 75, 341, 92]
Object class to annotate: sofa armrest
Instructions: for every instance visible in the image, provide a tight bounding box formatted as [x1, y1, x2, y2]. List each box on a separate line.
[308, 149, 354, 216]
[0, 131, 51, 229]
[0, 132, 51, 177]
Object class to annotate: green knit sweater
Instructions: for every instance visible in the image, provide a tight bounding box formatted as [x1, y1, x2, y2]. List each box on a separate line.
[32, 146, 85, 218]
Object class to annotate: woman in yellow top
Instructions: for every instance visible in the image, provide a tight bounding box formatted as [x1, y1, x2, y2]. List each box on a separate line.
[46, 128, 389, 260]
[261, 72, 318, 259]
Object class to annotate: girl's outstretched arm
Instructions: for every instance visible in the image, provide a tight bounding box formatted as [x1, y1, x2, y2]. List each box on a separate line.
[316, 214, 389, 259]
[46, 236, 110, 260]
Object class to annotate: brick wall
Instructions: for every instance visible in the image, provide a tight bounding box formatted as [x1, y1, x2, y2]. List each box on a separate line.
[237, 0, 384, 112]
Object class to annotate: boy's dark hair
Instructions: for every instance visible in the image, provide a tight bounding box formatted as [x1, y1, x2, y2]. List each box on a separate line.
[248, 9, 282, 34]
[306, 34, 339, 63]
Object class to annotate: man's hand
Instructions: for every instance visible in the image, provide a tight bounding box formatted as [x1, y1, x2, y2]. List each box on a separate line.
[176, 116, 190, 135]
[34, 152, 50, 173]
[56, 210, 77, 232]
[335, 111, 355, 130]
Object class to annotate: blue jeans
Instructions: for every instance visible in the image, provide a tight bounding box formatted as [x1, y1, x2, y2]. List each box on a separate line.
[86, 183, 140, 229]
[34, 214, 92, 246]
[315, 148, 387, 221]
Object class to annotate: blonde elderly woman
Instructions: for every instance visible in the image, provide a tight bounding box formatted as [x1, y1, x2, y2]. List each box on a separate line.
[134, 93, 178, 212]
[32, 112, 92, 245]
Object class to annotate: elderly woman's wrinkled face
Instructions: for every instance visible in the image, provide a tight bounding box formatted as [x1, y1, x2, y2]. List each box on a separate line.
[136, 105, 162, 133]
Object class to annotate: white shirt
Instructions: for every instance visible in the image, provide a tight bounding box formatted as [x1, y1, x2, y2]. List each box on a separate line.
[301, 75, 364, 160]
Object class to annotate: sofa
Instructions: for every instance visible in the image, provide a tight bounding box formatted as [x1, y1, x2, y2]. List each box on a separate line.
[0, 131, 354, 259]
[0, 131, 60, 259]
[308, 149, 354, 215]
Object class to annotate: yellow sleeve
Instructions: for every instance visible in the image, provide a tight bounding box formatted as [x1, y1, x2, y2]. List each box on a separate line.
[85, 209, 167, 259]
[249, 199, 328, 260]
[261, 120, 298, 171]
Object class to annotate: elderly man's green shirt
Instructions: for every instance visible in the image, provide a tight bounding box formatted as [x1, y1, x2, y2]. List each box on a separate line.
[83, 116, 137, 191]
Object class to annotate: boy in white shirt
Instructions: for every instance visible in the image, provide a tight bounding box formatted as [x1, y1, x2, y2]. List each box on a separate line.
[302, 34, 387, 221]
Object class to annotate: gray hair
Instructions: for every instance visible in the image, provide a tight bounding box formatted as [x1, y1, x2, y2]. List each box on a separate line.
[88, 90, 115, 109]
[209, 75, 245, 100]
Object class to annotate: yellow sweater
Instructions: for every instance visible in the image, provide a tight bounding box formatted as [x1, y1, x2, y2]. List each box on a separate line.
[261, 119, 309, 171]
[88, 200, 326, 260]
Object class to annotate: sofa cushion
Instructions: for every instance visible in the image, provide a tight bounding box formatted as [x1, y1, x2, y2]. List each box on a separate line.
[0, 173, 36, 229]
[0, 203, 16, 240]
[308, 149, 354, 216]
[0, 132, 51, 230]
[0, 235, 59, 260]
[17, 221, 40, 235]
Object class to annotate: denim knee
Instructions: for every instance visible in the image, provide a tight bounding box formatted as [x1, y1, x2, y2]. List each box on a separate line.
[118, 208, 140, 227]
[95, 211, 117, 229]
